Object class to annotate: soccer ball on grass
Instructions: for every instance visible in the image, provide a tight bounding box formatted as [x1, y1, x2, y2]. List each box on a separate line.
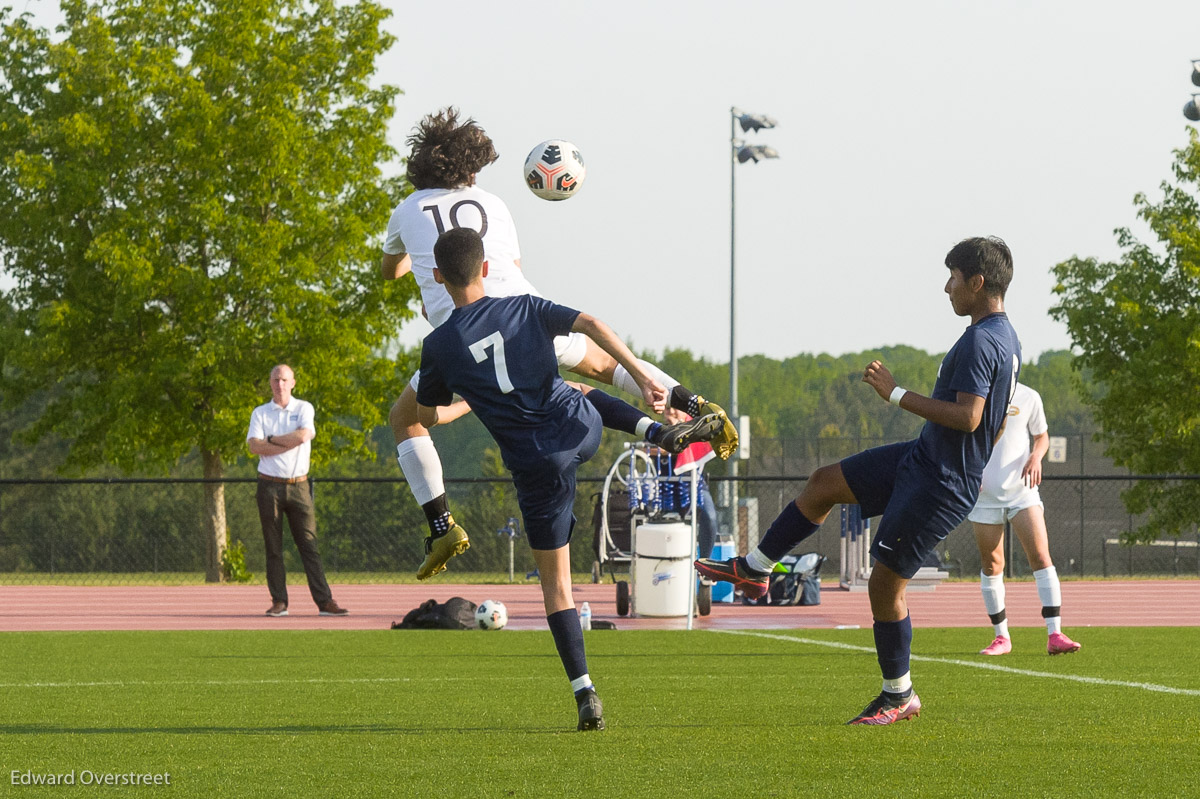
[523, 140, 586, 201]
[475, 599, 508, 630]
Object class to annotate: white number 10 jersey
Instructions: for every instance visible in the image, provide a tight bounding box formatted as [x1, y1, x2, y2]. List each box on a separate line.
[383, 185, 541, 329]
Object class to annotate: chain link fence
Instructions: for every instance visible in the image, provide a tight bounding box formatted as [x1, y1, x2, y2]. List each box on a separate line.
[1, 435, 1196, 584]
[725, 433, 1200, 580]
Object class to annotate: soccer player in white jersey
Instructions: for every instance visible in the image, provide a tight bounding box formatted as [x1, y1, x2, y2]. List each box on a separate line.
[380, 108, 736, 580]
[968, 382, 1082, 656]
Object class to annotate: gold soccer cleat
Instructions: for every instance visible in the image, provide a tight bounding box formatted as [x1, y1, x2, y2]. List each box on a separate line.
[417, 524, 470, 580]
[697, 397, 739, 460]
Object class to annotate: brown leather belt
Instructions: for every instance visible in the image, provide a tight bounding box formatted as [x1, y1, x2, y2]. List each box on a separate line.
[257, 473, 307, 484]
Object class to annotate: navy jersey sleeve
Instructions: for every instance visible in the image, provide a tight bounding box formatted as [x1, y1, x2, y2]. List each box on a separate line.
[946, 327, 998, 398]
[528, 296, 581, 338]
[416, 341, 454, 408]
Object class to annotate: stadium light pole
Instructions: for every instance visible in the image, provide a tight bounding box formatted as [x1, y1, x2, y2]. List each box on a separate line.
[1185, 59, 1200, 121]
[729, 107, 779, 534]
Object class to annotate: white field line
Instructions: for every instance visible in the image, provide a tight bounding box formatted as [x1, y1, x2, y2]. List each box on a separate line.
[0, 673, 726, 691]
[714, 629, 1200, 697]
[0, 675, 538, 690]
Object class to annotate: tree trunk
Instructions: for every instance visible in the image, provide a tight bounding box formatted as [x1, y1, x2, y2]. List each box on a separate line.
[202, 449, 228, 583]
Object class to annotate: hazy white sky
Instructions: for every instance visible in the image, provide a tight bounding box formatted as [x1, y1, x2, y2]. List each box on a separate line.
[17, 0, 1200, 364]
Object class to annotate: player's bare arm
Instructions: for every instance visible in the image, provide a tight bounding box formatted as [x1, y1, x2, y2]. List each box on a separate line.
[571, 312, 667, 412]
[862, 359, 985, 432]
[1023, 431, 1049, 487]
[381, 251, 412, 281]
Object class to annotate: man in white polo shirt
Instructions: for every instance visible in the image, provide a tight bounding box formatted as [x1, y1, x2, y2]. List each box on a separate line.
[246, 364, 347, 617]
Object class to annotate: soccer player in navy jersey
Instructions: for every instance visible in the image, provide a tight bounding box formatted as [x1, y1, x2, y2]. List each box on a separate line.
[697, 236, 1021, 725]
[415, 228, 722, 731]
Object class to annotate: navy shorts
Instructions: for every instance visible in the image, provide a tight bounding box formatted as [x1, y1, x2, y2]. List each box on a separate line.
[840, 441, 975, 579]
[508, 421, 602, 551]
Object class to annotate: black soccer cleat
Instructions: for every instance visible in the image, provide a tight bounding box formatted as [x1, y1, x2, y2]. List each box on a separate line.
[649, 413, 724, 454]
[576, 688, 605, 732]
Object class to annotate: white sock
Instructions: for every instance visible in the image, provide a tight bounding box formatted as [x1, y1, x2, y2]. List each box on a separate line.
[745, 548, 775, 574]
[396, 437, 444, 506]
[980, 571, 1009, 637]
[612, 360, 680, 401]
[883, 672, 912, 695]
[634, 417, 654, 436]
[1034, 566, 1063, 634]
[570, 674, 593, 694]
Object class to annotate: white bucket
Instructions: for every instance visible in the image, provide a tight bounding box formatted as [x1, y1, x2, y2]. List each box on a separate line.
[633, 522, 693, 617]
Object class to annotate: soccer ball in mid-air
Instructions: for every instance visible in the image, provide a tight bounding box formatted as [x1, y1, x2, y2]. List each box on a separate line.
[524, 140, 586, 201]
[475, 599, 508, 630]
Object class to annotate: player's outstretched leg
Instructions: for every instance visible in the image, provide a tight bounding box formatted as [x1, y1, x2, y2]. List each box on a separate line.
[572, 339, 739, 459]
[391, 385, 470, 579]
[580, 389, 723, 455]
[697, 471, 850, 600]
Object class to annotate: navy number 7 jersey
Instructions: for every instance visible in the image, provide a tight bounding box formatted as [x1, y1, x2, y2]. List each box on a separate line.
[416, 294, 600, 470]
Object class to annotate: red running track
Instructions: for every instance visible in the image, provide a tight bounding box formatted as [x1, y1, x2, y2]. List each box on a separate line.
[0, 580, 1195, 632]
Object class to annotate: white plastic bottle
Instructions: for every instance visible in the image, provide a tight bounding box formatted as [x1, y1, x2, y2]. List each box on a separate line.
[579, 601, 592, 631]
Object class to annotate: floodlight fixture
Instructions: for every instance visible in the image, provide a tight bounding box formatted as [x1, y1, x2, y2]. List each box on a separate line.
[1185, 95, 1200, 122]
[736, 144, 781, 163]
[737, 112, 778, 133]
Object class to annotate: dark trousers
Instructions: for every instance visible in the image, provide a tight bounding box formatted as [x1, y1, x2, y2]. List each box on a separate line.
[255, 478, 332, 606]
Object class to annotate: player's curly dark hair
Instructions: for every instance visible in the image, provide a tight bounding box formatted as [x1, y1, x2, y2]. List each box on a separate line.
[405, 108, 499, 190]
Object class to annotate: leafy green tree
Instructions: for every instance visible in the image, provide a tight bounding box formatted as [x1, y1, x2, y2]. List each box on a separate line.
[1018, 350, 1093, 436]
[1050, 129, 1200, 541]
[0, 0, 415, 580]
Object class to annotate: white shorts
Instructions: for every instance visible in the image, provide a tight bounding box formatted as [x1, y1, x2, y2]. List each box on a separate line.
[407, 331, 590, 392]
[968, 492, 1043, 525]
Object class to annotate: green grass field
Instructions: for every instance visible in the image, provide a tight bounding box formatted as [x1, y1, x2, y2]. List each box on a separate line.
[1, 628, 1195, 798]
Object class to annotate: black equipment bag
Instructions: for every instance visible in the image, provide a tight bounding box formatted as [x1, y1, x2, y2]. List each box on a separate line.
[391, 597, 478, 630]
[750, 552, 826, 606]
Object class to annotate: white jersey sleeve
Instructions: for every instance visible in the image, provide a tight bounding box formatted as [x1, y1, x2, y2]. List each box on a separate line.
[383, 186, 537, 329]
[1024, 386, 1048, 437]
[383, 205, 407, 255]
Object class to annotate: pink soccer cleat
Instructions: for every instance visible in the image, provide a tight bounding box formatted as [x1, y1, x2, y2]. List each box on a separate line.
[980, 635, 1012, 656]
[1047, 632, 1081, 655]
